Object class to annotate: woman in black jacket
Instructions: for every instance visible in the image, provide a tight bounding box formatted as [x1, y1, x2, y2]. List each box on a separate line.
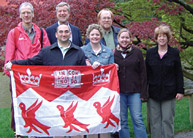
[114, 28, 148, 138]
[146, 25, 184, 138]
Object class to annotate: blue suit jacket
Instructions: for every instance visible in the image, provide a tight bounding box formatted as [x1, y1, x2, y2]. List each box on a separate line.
[85, 26, 120, 47]
[46, 22, 83, 46]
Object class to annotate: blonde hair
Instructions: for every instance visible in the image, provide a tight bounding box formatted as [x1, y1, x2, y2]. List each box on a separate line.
[86, 24, 104, 38]
[117, 28, 132, 39]
[154, 25, 172, 41]
[97, 8, 114, 21]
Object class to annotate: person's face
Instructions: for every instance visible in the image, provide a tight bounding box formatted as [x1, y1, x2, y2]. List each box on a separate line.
[20, 6, 34, 25]
[88, 29, 102, 45]
[56, 25, 71, 43]
[157, 33, 168, 47]
[56, 6, 70, 24]
[98, 11, 112, 31]
[118, 32, 131, 48]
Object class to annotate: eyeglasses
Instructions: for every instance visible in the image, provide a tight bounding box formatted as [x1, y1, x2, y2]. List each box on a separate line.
[101, 17, 112, 20]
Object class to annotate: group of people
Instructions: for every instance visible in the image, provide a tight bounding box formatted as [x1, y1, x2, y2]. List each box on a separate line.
[4, 1, 184, 138]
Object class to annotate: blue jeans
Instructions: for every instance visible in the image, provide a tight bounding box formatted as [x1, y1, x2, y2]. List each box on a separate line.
[119, 93, 147, 138]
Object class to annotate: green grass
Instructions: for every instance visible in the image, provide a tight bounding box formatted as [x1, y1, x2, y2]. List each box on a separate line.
[0, 97, 193, 138]
[0, 108, 13, 138]
[174, 97, 193, 132]
[125, 97, 193, 138]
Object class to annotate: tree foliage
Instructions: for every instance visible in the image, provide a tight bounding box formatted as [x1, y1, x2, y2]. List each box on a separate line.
[0, 0, 193, 80]
[114, 0, 193, 80]
[150, 0, 193, 48]
[0, 0, 116, 71]
[150, 0, 193, 80]
[0, 0, 116, 47]
[114, 0, 193, 48]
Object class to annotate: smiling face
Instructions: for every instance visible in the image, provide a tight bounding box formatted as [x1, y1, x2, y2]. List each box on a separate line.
[19, 5, 34, 25]
[157, 33, 168, 47]
[118, 31, 131, 48]
[98, 10, 113, 31]
[154, 25, 171, 47]
[88, 29, 102, 45]
[56, 24, 71, 44]
[56, 5, 70, 24]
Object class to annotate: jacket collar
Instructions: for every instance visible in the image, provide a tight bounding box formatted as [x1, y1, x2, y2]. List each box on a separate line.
[111, 26, 120, 34]
[152, 45, 172, 54]
[85, 42, 108, 54]
[50, 42, 79, 50]
[115, 46, 135, 57]
[17, 22, 37, 32]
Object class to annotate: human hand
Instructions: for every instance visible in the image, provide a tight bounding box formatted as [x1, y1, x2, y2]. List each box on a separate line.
[4, 61, 12, 71]
[176, 93, 184, 101]
[92, 61, 100, 69]
[115, 63, 119, 71]
[85, 59, 92, 66]
[141, 98, 148, 102]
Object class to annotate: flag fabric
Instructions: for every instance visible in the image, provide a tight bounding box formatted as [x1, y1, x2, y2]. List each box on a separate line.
[10, 64, 120, 137]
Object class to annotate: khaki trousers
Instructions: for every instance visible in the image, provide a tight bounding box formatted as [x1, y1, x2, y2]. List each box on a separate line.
[147, 98, 176, 138]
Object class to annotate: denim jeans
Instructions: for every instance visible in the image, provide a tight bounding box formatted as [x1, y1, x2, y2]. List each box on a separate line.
[119, 93, 147, 138]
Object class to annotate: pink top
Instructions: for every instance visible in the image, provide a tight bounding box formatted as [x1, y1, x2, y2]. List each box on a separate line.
[159, 53, 166, 59]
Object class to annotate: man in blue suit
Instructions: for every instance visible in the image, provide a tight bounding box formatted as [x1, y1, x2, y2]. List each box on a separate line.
[46, 2, 83, 47]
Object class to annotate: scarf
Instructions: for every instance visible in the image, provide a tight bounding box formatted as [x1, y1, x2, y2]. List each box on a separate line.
[116, 43, 132, 53]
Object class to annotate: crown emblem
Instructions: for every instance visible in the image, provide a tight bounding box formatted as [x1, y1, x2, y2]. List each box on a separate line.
[18, 68, 42, 87]
[93, 68, 111, 86]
